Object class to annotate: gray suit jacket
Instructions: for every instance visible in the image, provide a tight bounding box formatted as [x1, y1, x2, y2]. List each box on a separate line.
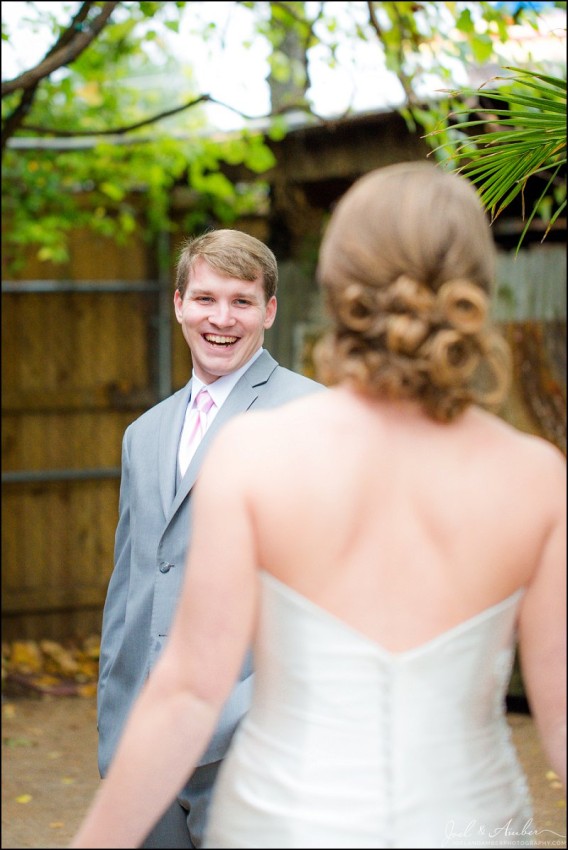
[97, 351, 323, 777]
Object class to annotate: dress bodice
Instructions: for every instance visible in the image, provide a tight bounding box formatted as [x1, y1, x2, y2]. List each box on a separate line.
[205, 571, 533, 849]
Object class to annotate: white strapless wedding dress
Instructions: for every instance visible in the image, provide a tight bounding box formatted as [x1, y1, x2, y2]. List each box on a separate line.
[204, 571, 534, 849]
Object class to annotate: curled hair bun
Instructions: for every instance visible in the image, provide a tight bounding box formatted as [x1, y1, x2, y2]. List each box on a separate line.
[386, 275, 435, 314]
[386, 314, 430, 355]
[421, 329, 481, 386]
[436, 279, 488, 334]
[336, 283, 377, 333]
[333, 335, 376, 387]
[314, 162, 511, 421]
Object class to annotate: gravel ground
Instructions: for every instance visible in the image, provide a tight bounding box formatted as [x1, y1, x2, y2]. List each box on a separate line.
[2, 696, 566, 849]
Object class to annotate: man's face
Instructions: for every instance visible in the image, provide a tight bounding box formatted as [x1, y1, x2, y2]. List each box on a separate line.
[174, 257, 277, 384]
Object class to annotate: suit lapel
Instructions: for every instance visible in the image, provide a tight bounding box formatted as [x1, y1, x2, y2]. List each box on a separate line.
[158, 380, 192, 518]
[166, 351, 278, 522]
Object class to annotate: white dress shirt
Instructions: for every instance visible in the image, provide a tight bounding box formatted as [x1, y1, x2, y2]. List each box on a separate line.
[177, 347, 264, 474]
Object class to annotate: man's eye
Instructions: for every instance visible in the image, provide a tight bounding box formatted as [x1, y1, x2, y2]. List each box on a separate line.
[235, 299, 251, 306]
[196, 296, 213, 302]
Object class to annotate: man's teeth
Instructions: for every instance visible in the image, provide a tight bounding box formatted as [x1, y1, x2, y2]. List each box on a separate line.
[204, 334, 238, 345]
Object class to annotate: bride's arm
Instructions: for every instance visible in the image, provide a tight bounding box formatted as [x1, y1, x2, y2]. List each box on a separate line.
[71, 423, 260, 848]
[518, 448, 566, 788]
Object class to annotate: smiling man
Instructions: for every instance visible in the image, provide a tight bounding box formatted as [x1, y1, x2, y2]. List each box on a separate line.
[173, 248, 277, 385]
[96, 229, 324, 849]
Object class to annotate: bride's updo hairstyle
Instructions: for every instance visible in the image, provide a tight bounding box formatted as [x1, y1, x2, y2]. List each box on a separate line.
[314, 161, 511, 422]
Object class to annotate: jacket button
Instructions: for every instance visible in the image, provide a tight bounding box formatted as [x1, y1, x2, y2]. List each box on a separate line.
[159, 562, 173, 573]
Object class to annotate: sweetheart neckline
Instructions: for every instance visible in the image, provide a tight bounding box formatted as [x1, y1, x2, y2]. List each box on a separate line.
[259, 570, 525, 659]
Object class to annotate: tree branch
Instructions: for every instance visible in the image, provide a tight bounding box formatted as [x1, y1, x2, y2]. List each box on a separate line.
[24, 94, 217, 136]
[1, 2, 100, 151]
[1, 1, 120, 98]
[366, 0, 383, 39]
[13, 95, 331, 140]
[366, 0, 415, 105]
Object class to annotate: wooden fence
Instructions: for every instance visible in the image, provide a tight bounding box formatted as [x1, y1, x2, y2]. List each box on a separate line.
[2, 228, 174, 640]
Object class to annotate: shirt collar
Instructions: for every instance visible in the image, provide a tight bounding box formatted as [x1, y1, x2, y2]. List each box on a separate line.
[190, 347, 264, 409]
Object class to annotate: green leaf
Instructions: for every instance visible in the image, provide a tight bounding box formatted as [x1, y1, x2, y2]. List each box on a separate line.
[242, 143, 276, 174]
[455, 9, 474, 34]
[470, 33, 496, 65]
[100, 182, 125, 201]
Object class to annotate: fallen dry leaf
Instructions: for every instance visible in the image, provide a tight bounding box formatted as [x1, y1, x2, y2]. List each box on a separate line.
[10, 641, 43, 674]
[2, 634, 101, 698]
[41, 640, 80, 677]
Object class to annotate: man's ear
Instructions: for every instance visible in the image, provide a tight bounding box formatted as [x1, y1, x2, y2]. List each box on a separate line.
[264, 296, 277, 329]
[173, 289, 184, 323]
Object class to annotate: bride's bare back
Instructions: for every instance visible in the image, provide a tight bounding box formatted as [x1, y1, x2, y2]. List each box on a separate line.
[204, 386, 564, 653]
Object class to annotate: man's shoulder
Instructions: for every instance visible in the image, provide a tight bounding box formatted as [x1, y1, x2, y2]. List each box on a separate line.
[126, 385, 187, 432]
[244, 350, 324, 397]
[255, 362, 324, 406]
[271, 365, 324, 392]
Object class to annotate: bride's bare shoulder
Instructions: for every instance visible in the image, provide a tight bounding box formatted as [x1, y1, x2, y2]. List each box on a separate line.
[469, 406, 566, 479]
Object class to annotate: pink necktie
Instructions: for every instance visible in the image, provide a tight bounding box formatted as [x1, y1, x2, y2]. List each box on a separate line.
[179, 388, 215, 476]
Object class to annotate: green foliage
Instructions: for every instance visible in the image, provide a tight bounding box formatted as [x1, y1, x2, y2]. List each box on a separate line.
[2, 2, 278, 272]
[433, 67, 567, 251]
[2, 1, 566, 269]
[2, 130, 275, 271]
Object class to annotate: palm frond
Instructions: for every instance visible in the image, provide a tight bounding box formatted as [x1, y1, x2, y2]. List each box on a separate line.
[428, 66, 567, 252]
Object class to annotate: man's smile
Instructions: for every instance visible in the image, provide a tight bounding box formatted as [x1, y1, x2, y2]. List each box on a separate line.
[203, 334, 239, 346]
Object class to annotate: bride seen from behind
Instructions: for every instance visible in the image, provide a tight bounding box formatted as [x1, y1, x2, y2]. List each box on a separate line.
[71, 161, 566, 849]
